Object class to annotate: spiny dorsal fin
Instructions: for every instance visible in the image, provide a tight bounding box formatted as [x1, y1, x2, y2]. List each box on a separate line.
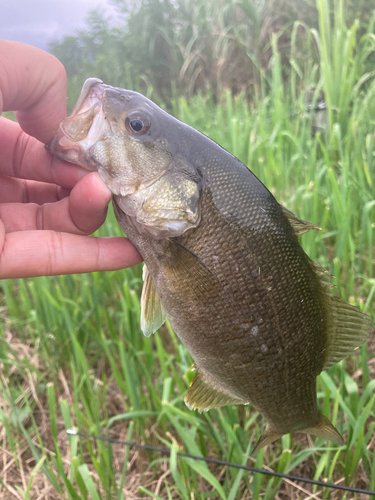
[309, 259, 335, 290]
[141, 264, 166, 337]
[322, 295, 372, 370]
[184, 368, 245, 412]
[304, 412, 344, 446]
[309, 259, 333, 277]
[281, 206, 321, 237]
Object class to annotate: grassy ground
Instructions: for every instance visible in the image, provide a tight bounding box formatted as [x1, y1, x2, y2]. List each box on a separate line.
[1, 3, 375, 499]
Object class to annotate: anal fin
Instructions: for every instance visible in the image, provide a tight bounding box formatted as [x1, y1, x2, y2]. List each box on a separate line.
[141, 265, 166, 337]
[184, 368, 245, 412]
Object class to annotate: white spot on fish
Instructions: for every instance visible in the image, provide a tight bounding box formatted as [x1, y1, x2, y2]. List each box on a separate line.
[251, 325, 258, 336]
[213, 255, 219, 260]
[301, 299, 304, 303]
[257, 318, 263, 325]
[268, 286, 272, 291]
[261, 344, 268, 353]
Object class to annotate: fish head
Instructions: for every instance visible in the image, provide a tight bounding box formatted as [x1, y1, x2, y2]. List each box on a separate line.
[47, 78, 202, 238]
[48, 78, 176, 197]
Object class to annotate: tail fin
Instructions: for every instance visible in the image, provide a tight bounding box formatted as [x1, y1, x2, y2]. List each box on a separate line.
[252, 427, 282, 453]
[304, 412, 344, 446]
[252, 413, 344, 453]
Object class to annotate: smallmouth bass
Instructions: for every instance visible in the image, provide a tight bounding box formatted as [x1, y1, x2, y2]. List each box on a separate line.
[48, 78, 373, 451]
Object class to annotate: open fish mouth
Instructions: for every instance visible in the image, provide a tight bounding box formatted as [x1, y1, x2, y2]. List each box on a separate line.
[46, 78, 110, 170]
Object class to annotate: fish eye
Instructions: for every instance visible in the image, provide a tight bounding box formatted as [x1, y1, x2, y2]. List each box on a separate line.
[125, 111, 150, 136]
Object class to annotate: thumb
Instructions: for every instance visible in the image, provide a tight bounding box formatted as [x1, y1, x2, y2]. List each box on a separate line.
[69, 172, 113, 235]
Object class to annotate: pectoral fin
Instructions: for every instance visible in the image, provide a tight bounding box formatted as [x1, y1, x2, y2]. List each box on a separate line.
[185, 368, 245, 411]
[163, 239, 220, 300]
[141, 265, 166, 337]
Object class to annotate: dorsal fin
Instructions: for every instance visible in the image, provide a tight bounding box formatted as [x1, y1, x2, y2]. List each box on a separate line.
[184, 368, 245, 412]
[309, 259, 333, 277]
[281, 206, 321, 237]
[306, 257, 372, 370]
[306, 256, 372, 369]
[140, 265, 166, 337]
[308, 259, 336, 289]
[322, 295, 372, 370]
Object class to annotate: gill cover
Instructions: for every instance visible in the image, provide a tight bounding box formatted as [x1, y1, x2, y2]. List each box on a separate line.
[115, 157, 202, 239]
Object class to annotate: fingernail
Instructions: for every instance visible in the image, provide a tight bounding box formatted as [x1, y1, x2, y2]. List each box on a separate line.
[91, 172, 113, 204]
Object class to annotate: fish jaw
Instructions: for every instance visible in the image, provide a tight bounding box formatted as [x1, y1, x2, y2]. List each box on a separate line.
[46, 78, 110, 171]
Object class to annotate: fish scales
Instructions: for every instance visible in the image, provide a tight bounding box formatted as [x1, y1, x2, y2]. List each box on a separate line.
[47, 78, 373, 451]
[115, 149, 326, 434]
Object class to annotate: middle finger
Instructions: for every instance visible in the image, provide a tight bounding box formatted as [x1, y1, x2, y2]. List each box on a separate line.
[0, 174, 70, 204]
[0, 172, 112, 235]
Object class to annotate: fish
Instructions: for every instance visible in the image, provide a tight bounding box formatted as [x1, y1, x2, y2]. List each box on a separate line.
[47, 78, 373, 452]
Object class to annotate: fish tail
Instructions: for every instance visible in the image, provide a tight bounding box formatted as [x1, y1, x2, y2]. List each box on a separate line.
[304, 412, 344, 446]
[252, 412, 344, 453]
[252, 427, 283, 453]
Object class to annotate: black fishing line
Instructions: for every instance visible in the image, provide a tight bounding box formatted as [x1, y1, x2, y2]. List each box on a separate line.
[66, 429, 375, 496]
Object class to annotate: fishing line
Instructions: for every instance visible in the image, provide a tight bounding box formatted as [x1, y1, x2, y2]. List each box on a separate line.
[66, 429, 375, 496]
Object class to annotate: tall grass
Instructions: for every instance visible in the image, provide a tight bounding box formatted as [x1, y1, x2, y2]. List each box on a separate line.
[1, 0, 375, 498]
[51, 0, 375, 107]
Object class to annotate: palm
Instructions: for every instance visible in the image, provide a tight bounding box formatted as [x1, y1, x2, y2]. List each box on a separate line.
[0, 41, 142, 279]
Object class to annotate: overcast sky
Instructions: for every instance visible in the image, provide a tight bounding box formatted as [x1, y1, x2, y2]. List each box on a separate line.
[0, 0, 118, 52]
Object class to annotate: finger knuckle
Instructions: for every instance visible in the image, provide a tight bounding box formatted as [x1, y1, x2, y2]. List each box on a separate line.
[45, 231, 64, 276]
[13, 129, 31, 179]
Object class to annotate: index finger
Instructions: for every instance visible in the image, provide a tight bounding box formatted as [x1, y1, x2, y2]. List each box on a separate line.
[0, 40, 67, 143]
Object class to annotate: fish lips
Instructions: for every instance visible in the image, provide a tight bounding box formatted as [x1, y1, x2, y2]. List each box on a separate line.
[46, 78, 110, 171]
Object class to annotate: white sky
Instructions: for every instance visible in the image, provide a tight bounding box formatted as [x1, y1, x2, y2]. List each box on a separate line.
[0, 0, 119, 51]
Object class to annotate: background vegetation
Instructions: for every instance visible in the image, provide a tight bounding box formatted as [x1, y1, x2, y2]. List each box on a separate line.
[1, 0, 375, 498]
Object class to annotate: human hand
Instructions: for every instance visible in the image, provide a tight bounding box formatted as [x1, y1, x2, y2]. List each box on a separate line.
[0, 41, 142, 279]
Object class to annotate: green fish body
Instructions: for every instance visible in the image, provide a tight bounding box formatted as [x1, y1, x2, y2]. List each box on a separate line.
[48, 79, 372, 451]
